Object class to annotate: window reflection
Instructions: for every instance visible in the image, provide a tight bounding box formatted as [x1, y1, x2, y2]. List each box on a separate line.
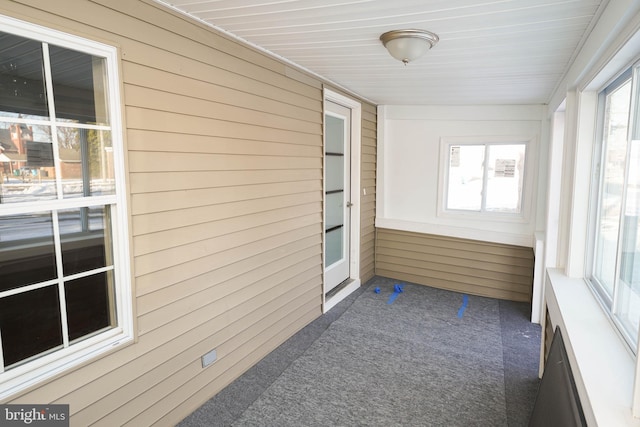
[0, 32, 49, 120]
[60, 205, 113, 276]
[65, 271, 115, 342]
[0, 122, 57, 203]
[0, 285, 63, 367]
[616, 140, 640, 337]
[594, 79, 632, 298]
[485, 144, 526, 213]
[0, 213, 57, 292]
[49, 46, 109, 125]
[447, 145, 484, 211]
[58, 128, 115, 198]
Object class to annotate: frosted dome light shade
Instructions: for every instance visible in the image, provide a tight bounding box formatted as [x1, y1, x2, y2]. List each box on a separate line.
[384, 37, 431, 63]
[380, 29, 439, 64]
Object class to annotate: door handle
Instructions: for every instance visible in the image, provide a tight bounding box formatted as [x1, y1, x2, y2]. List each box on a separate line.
[346, 201, 354, 208]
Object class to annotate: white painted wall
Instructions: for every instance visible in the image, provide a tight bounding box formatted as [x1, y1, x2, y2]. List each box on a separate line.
[376, 104, 546, 248]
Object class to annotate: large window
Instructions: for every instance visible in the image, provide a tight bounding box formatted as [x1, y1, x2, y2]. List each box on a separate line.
[443, 141, 527, 215]
[589, 66, 640, 350]
[0, 17, 131, 398]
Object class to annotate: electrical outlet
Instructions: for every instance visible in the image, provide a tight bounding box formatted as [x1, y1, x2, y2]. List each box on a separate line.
[201, 349, 217, 368]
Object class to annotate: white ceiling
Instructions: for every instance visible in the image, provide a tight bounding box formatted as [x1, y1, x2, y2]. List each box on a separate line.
[155, 0, 606, 105]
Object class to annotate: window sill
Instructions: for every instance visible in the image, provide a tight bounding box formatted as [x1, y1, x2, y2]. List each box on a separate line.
[545, 268, 640, 426]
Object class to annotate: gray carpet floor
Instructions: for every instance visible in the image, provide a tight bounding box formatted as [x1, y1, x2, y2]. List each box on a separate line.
[179, 277, 541, 427]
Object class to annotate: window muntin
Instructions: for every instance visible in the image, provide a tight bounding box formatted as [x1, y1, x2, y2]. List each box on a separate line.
[590, 67, 640, 350]
[0, 18, 131, 397]
[445, 142, 526, 215]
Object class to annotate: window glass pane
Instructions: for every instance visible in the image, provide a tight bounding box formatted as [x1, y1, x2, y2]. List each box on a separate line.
[615, 140, 640, 341]
[485, 144, 526, 213]
[325, 227, 343, 267]
[325, 192, 344, 230]
[0, 32, 49, 120]
[58, 128, 114, 198]
[60, 205, 113, 276]
[0, 212, 57, 292]
[447, 145, 484, 211]
[325, 154, 344, 193]
[65, 271, 115, 342]
[594, 79, 632, 297]
[325, 115, 344, 154]
[0, 122, 57, 203]
[0, 285, 63, 368]
[49, 46, 109, 125]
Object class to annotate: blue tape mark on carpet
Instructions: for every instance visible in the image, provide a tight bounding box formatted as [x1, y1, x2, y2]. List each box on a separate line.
[387, 284, 404, 304]
[457, 294, 469, 318]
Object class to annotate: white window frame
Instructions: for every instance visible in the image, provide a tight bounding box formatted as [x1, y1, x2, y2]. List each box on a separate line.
[586, 63, 640, 353]
[0, 15, 132, 399]
[437, 136, 536, 223]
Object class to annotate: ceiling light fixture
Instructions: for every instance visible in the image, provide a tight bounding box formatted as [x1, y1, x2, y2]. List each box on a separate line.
[380, 29, 439, 65]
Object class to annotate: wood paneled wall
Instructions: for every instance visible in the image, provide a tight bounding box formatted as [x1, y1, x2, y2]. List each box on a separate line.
[1, 1, 376, 425]
[376, 228, 534, 302]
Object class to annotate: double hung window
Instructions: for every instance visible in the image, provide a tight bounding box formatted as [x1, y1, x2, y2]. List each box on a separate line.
[590, 66, 640, 350]
[0, 18, 131, 397]
[443, 141, 527, 215]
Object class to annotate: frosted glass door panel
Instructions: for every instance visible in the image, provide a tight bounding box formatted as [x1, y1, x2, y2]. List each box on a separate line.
[324, 113, 346, 270]
[325, 115, 344, 154]
[325, 155, 344, 192]
[325, 192, 344, 229]
[325, 228, 343, 267]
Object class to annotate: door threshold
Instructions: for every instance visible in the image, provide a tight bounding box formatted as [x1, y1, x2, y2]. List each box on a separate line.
[324, 278, 360, 313]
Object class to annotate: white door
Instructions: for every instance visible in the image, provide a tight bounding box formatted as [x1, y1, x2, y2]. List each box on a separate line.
[324, 101, 351, 293]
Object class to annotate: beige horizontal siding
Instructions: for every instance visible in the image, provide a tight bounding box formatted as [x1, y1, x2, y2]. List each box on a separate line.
[360, 102, 377, 283]
[126, 107, 320, 145]
[134, 224, 320, 297]
[3, 1, 376, 427]
[133, 203, 321, 257]
[130, 168, 321, 195]
[127, 130, 322, 158]
[125, 85, 321, 135]
[138, 248, 322, 334]
[131, 192, 321, 235]
[134, 213, 321, 277]
[123, 63, 322, 124]
[137, 234, 322, 316]
[74, 280, 321, 425]
[376, 229, 534, 302]
[131, 179, 321, 215]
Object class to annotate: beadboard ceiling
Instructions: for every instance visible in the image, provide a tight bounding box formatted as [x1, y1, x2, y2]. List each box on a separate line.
[155, 0, 606, 105]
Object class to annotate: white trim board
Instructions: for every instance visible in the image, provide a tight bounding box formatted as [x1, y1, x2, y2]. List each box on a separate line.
[322, 88, 362, 313]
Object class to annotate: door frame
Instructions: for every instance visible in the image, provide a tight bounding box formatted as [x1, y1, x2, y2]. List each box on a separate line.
[322, 88, 362, 313]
